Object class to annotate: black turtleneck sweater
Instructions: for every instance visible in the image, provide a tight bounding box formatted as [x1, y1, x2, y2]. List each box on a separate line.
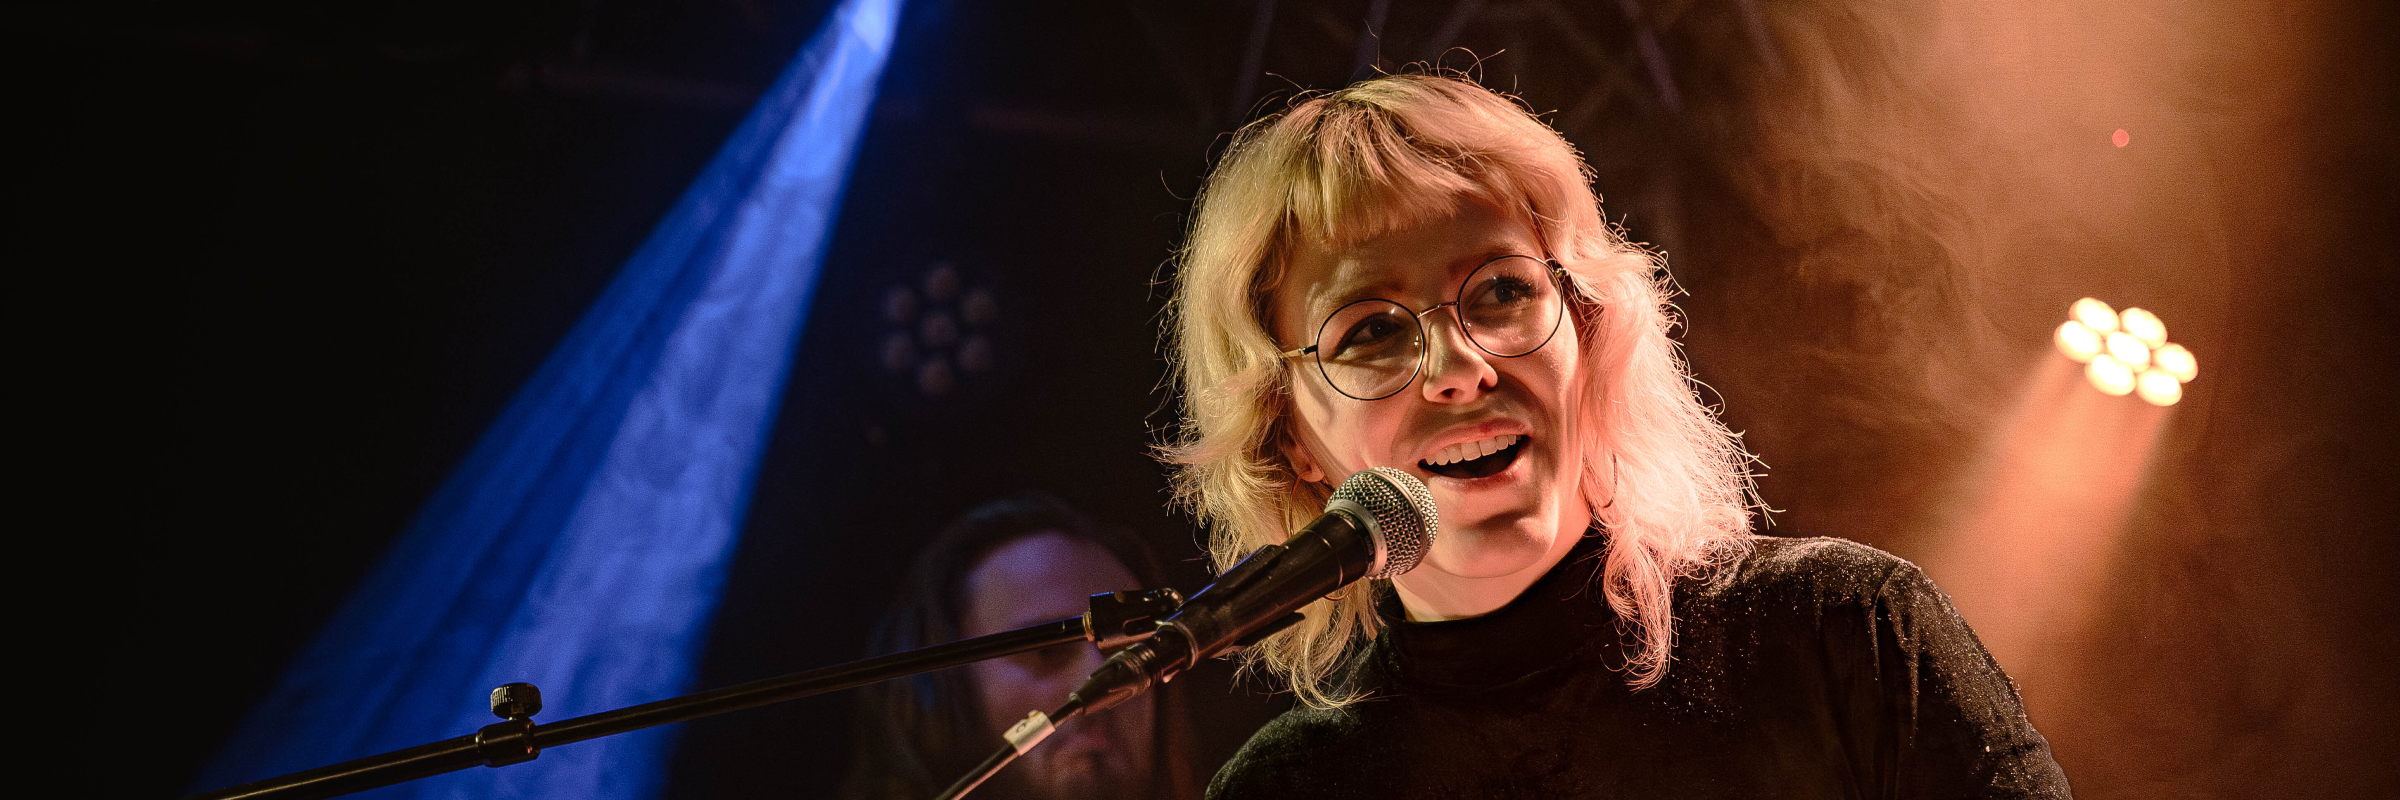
[1207, 535, 2071, 799]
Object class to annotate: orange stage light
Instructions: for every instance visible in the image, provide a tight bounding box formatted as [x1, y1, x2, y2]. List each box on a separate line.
[2152, 343, 2198, 383]
[2120, 307, 2168, 348]
[2054, 299, 2197, 406]
[2071, 297, 2120, 333]
[2105, 332, 2152, 370]
[2135, 369, 2183, 406]
[2087, 353, 2137, 396]
[2054, 321, 2103, 363]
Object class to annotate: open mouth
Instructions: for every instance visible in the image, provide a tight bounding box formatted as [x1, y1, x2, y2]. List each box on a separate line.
[1419, 434, 1526, 480]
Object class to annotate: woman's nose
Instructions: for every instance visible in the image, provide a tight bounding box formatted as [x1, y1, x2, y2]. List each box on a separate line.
[1420, 309, 1498, 403]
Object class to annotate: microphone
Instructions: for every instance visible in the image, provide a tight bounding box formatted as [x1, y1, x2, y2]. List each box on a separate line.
[929, 468, 1439, 800]
[1069, 466, 1438, 713]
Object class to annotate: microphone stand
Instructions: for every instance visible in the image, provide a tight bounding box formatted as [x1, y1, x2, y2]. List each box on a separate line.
[185, 589, 1183, 800]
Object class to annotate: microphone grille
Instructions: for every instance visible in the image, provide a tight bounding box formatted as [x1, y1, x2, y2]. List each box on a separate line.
[1331, 466, 1439, 579]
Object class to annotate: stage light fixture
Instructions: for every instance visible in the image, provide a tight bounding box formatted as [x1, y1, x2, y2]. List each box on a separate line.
[2152, 343, 2198, 383]
[2120, 307, 2167, 348]
[2054, 299, 2198, 406]
[2054, 320, 2103, 363]
[2072, 297, 2119, 333]
[878, 262, 1001, 398]
[2105, 331, 2151, 370]
[2087, 353, 2138, 396]
[2135, 368, 2183, 406]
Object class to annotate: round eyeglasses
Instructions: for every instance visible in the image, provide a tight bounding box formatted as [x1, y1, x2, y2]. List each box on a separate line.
[1279, 254, 1570, 401]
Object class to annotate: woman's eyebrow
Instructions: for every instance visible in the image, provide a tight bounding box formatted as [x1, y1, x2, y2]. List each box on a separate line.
[1427, 248, 1539, 287]
[1464, 245, 1540, 267]
[1312, 247, 1530, 312]
[1319, 282, 1391, 311]
[1309, 262, 1402, 312]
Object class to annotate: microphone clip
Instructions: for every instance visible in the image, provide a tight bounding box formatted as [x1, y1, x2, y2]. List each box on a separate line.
[1082, 588, 1184, 652]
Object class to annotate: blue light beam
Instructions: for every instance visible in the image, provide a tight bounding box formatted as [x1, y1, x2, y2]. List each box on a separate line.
[194, 0, 906, 796]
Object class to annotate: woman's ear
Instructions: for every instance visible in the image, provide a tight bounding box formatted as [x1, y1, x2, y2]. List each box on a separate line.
[1278, 431, 1328, 485]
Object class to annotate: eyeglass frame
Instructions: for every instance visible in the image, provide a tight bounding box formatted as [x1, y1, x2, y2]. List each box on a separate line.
[1277, 254, 1573, 401]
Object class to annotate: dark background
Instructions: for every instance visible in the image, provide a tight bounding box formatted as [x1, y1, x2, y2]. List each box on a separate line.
[65, 1, 2396, 798]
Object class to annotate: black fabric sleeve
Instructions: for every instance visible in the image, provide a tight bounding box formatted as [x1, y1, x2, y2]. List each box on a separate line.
[1873, 562, 2074, 799]
[1204, 709, 1370, 800]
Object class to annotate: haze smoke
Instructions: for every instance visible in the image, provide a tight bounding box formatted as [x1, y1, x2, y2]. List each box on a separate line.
[1664, 1, 2399, 797]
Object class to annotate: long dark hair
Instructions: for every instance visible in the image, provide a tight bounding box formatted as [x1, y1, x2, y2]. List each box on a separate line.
[835, 492, 1196, 800]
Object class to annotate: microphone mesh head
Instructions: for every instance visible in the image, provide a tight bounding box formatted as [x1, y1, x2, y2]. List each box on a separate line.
[1330, 467, 1439, 579]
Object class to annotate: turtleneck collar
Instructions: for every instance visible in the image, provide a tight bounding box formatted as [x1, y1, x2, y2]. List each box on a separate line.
[1376, 531, 1620, 690]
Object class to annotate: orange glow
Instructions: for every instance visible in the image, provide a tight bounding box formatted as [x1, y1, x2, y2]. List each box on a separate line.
[2112, 128, 2130, 148]
[2135, 368, 2183, 406]
[2086, 354, 2137, 395]
[2054, 320, 2104, 362]
[2104, 332, 2152, 370]
[1923, 356, 2169, 702]
[2119, 307, 2168, 348]
[1935, 302, 2192, 688]
[2072, 297, 2119, 333]
[2153, 343, 2198, 382]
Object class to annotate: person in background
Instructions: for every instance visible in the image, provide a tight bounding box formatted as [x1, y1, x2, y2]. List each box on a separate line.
[837, 493, 1198, 800]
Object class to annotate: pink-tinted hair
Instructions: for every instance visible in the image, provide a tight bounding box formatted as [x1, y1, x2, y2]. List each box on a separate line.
[1162, 74, 1760, 707]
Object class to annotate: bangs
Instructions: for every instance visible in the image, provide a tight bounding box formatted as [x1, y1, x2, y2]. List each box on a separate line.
[1272, 84, 1550, 253]
[1168, 73, 1755, 706]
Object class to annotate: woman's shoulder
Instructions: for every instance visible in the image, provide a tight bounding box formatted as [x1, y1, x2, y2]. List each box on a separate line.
[1204, 701, 1383, 799]
[1661, 536, 1953, 713]
[1689, 535, 1929, 608]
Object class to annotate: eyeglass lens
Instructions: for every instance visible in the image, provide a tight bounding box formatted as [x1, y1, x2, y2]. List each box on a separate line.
[1312, 255, 1564, 400]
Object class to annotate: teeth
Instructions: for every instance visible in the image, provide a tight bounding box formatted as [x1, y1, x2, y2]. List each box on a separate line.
[1427, 434, 1520, 466]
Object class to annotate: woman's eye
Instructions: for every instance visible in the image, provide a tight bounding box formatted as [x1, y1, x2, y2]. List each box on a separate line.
[1482, 277, 1536, 305]
[1341, 317, 1403, 349]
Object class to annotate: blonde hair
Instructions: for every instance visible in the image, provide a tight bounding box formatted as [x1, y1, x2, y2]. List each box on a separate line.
[1162, 74, 1760, 708]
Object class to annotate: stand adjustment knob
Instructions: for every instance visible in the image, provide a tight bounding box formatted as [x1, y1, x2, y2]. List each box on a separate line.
[490, 682, 543, 720]
[477, 682, 544, 767]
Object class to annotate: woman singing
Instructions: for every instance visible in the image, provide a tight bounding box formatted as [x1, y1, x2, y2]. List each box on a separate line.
[1164, 74, 2070, 798]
